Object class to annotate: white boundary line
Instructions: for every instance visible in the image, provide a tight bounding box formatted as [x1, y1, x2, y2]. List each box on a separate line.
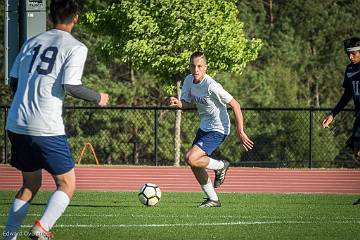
[1, 220, 360, 229]
[1, 213, 360, 221]
[52, 221, 359, 227]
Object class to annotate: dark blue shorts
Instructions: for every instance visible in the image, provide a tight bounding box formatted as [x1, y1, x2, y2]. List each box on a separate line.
[192, 128, 227, 155]
[7, 131, 74, 175]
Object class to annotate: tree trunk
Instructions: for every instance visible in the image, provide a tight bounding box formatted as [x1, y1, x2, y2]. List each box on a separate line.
[174, 79, 182, 166]
[106, 154, 112, 164]
[130, 63, 136, 83]
[133, 126, 139, 164]
[264, 0, 274, 28]
[307, 79, 312, 106]
[269, 0, 273, 27]
[315, 81, 320, 107]
[133, 141, 139, 165]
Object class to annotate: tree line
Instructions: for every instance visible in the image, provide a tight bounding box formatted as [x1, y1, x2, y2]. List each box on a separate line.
[1, 1, 359, 166]
[2, 0, 359, 107]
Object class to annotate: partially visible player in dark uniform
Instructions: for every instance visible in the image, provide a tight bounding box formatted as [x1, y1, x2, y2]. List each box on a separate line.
[322, 37, 360, 205]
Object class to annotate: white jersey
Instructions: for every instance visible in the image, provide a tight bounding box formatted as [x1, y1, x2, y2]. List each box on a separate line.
[181, 74, 233, 135]
[6, 29, 87, 136]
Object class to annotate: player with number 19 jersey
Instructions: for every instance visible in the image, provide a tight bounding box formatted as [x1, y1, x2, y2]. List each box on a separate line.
[6, 29, 87, 136]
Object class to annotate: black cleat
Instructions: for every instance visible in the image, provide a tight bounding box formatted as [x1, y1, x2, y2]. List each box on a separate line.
[353, 198, 360, 205]
[214, 160, 230, 188]
[198, 198, 221, 208]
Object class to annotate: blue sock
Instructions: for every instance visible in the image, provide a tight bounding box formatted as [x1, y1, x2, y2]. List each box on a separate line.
[3, 198, 30, 240]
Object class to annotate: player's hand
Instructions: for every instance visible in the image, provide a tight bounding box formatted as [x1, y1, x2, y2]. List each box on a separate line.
[239, 131, 254, 151]
[167, 97, 182, 108]
[98, 93, 109, 107]
[322, 114, 334, 128]
[355, 150, 360, 163]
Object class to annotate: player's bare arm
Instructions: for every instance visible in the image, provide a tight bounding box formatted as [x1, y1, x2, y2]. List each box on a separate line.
[228, 98, 254, 151]
[324, 87, 352, 129]
[98, 93, 109, 107]
[322, 114, 334, 128]
[167, 97, 190, 109]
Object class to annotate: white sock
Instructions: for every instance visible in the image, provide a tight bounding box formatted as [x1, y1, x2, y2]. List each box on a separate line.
[201, 180, 218, 201]
[206, 158, 224, 170]
[3, 198, 30, 240]
[39, 191, 70, 231]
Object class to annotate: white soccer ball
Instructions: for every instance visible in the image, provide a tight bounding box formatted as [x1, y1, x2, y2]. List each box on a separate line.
[138, 183, 161, 206]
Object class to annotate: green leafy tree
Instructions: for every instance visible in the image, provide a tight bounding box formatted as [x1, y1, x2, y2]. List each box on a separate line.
[231, 0, 360, 166]
[84, 0, 262, 165]
[275, 0, 359, 107]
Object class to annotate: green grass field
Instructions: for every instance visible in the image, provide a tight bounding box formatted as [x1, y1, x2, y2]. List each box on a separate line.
[0, 191, 359, 240]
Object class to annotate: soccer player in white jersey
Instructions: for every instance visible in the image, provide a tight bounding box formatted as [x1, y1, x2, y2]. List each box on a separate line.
[2, 1, 109, 239]
[167, 51, 254, 207]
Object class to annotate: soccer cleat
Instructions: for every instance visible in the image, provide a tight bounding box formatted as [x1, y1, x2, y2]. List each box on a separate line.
[28, 220, 54, 240]
[353, 198, 360, 205]
[214, 160, 230, 188]
[198, 198, 221, 208]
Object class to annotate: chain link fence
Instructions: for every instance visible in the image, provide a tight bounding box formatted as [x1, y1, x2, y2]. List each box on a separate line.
[0, 106, 358, 168]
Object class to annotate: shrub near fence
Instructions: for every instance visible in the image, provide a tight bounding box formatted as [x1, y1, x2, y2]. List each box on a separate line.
[0, 106, 358, 168]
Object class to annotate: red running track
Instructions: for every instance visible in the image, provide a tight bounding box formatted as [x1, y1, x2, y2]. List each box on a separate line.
[0, 165, 360, 194]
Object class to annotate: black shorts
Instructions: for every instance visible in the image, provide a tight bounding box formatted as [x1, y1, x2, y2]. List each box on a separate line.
[346, 116, 360, 151]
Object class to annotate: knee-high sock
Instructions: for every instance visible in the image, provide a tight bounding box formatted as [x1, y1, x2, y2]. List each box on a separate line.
[39, 191, 70, 231]
[206, 157, 224, 170]
[3, 198, 30, 240]
[201, 179, 219, 201]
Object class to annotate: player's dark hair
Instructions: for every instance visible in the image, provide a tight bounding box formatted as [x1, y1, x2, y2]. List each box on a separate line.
[343, 37, 360, 52]
[190, 51, 207, 64]
[50, 0, 80, 25]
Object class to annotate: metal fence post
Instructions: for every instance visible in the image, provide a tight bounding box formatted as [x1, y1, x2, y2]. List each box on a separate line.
[154, 109, 158, 166]
[4, 107, 8, 164]
[309, 108, 313, 168]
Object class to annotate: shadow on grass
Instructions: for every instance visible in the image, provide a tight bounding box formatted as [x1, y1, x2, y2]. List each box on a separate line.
[68, 203, 135, 208]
